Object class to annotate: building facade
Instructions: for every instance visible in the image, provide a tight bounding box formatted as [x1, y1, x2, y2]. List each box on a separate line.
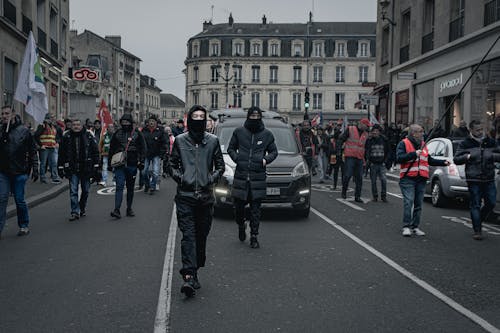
[160, 93, 185, 125]
[185, 15, 376, 124]
[139, 74, 161, 125]
[70, 30, 141, 121]
[376, 0, 500, 134]
[1, 0, 70, 122]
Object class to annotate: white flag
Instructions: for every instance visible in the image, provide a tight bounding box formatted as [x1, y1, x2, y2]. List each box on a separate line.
[14, 31, 48, 124]
[369, 109, 380, 125]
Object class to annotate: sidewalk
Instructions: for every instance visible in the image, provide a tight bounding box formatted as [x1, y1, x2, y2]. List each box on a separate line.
[6, 180, 69, 219]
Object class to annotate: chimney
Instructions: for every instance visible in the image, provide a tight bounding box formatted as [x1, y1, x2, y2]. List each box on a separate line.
[262, 15, 267, 25]
[203, 20, 212, 31]
[228, 13, 234, 26]
[105, 35, 121, 48]
[69, 29, 78, 39]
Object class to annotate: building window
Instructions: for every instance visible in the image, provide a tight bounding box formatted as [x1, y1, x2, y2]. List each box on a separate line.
[293, 66, 302, 84]
[450, 0, 465, 41]
[293, 44, 302, 56]
[270, 43, 279, 56]
[233, 92, 242, 108]
[313, 93, 322, 110]
[37, 0, 46, 28]
[193, 91, 199, 105]
[233, 66, 242, 84]
[192, 44, 199, 57]
[251, 92, 260, 107]
[400, 10, 411, 63]
[270, 66, 278, 83]
[210, 42, 219, 56]
[313, 66, 323, 83]
[211, 92, 218, 109]
[359, 42, 368, 57]
[234, 42, 243, 56]
[269, 92, 278, 110]
[193, 66, 199, 83]
[3, 58, 16, 106]
[49, 6, 57, 39]
[172, 111, 177, 118]
[252, 66, 260, 83]
[359, 66, 368, 83]
[211, 66, 219, 82]
[314, 42, 323, 57]
[293, 93, 301, 111]
[252, 43, 261, 56]
[422, 0, 435, 53]
[336, 42, 346, 57]
[358, 94, 368, 110]
[336, 66, 345, 83]
[335, 93, 345, 110]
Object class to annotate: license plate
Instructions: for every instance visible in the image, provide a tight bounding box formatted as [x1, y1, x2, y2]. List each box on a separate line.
[266, 187, 280, 195]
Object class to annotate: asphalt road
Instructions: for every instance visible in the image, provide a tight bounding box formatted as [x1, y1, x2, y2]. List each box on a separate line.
[1, 175, 499, 332]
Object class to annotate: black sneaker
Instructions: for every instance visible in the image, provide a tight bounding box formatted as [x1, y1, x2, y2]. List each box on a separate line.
[110, 209, 121, 219]
[149, 188, 155, 195]
[192, 274, 201, 290]
[126, 208, 135, 217]
[17, 227, 30, 236]
[381, 196, 388, 203]
[80, 210, 86, 217]
[238, 224, 246, 242]
[354, 197, 363, 203]
[69, 213, 80, 221]
[144, 186, 149, 193]
[250, 236, 260, 249]
[341, 191, 347, 199]
[180, 276, 196, 297]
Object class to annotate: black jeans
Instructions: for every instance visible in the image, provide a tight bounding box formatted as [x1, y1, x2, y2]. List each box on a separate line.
[176, 198, 213, 277]
[331, 161, 344, 189]
[234, 191, 262, 236]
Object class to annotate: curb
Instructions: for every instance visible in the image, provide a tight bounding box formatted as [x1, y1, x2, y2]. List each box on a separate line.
[6, 183, 69, 219]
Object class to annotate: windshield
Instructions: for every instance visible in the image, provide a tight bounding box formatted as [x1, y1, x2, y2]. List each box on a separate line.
[218, 126, 299, 154]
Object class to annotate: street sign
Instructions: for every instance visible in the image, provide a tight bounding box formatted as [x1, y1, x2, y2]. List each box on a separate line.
[361, 95, 379, 106]
[397, 72, 416, 80]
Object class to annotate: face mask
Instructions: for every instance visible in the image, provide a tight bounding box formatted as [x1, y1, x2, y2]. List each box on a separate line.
[245, 119, 262, 132]
[122, 124, 132, 132]
[188, 119, 206, 133]
[302, 126, 310, 132]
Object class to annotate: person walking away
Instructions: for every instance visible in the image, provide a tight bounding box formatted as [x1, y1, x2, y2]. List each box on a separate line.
[317, 127, 330, 183]
[227, 106, 278, 248]
[365, 124, 390, 202]
[108, 114, 146, 219]
[58, 119, 100, 221]
[162, 126, 175, 178]
[397, 124, 449, 237]
[0, 106, 39, 239]
[142, 115, 167, 194]
[454, 120, 500, 240]
[297, 120, 318, 172]
[98, 124, 114, 186]
[340, 118, 371, 202]
[328, 128, 344, 190]
[34, 113, 61, 184]
[168, 105, 225, 297]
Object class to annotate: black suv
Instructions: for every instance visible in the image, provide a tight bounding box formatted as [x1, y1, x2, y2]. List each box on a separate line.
[212, 110, 311, 217]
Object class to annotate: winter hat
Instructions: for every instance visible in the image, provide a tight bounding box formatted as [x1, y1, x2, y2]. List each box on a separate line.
[247, 106, 262, 119]
[120, 113, 134, 123]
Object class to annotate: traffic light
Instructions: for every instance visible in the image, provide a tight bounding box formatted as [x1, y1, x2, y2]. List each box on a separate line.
[304, 90, 310, 109]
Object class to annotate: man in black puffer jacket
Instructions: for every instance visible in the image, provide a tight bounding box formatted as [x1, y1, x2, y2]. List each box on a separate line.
[454, 120, 500, 240]
[58, 119, 100, 221]
[168, 105, 225, 297]
[108, 113, 146, 219]
[227, 106, 278, 249]
[0, 106, 39, 238]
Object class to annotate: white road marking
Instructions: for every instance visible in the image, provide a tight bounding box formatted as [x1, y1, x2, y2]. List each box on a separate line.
[312, 207, 500, 333]
[154, 205, 178, 333]
[387, 191, 403, 199]
[442, 216, 500, 236]
[336, 198, 366, 211]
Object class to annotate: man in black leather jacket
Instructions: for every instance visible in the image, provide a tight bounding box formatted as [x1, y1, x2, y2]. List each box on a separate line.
[108, 113, 146, 219]
[168, 105, 224, 297]
[0, 106, 39, 238]
[454, 120, 500, 240]
[227, 106, 278, 248]
[58, 119, 100, 221]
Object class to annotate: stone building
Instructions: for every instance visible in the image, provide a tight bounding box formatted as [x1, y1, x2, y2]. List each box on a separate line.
[184, 14, 376, 124]
[139, 74, 162, 125]
[160, 93, 185, 125]
[1, 0, 70, 122]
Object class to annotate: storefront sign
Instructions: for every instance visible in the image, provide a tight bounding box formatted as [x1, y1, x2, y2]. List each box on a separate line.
[439, 73, 463, 93]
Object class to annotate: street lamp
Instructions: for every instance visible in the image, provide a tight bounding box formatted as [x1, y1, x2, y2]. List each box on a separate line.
[217, 62, 233, 108]
[231, 82, 247, 108]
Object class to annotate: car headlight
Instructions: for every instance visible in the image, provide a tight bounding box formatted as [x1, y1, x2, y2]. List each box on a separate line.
[224, 164, 234, 177]
[292, 161, 309, 178]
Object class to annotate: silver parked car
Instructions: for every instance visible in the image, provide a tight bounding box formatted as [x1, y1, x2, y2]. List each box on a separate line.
[425, 138, 469, 207]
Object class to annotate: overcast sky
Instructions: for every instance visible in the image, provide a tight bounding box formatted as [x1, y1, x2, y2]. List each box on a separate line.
[70, 0, 376, 101]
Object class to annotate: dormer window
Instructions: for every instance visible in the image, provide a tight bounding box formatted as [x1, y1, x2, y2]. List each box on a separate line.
[271, 44, 278, 56]
[268, 39, 281, 57]
[313, 41, 324, 57]
[336, 41, 347, 57]
[209, 39, 221, 56]
[357, 40, 370, 57]
[294, 44, 302, 56]
[251, 39, 263, 56]
[232, 39, 245, 56]
[235, 43, 242, 55]
[192, 41, 200, 58]
[292, 40, 304, 57]
[252, 43, 261, 55]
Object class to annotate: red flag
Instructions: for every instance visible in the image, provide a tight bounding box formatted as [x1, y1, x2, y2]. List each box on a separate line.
[97, 99, 113, 138]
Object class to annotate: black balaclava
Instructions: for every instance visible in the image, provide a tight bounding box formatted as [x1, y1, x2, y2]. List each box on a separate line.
[120, 113, 134, 132]
[187, 105, 207, 143]
[302, 121, 311, 133]
[244, 106, 264, 133]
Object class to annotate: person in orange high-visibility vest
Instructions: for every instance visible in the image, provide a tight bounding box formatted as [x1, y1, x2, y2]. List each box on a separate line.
[340, 118, 371, 202]
[396, 124, 449, 237]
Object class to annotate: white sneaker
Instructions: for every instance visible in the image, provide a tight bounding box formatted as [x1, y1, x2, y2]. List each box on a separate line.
[402, 227, 412, 237]
[98, 181, 106, 186]
[412, 228, 426, 236]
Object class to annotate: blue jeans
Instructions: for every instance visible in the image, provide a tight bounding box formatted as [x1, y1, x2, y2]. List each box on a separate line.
[101, 156, 109, 183]
[0, 173, 29, 232]
[39, 148, 59, 182]
[399, 177, 426, 228]
[143, 156, 161, 190]
[342, 157, 364, 198]
[69, 174, 90, 215]
[370, 163, 387, 198]
[468, 181, 496, 233]
[114, 166, 137, 210]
